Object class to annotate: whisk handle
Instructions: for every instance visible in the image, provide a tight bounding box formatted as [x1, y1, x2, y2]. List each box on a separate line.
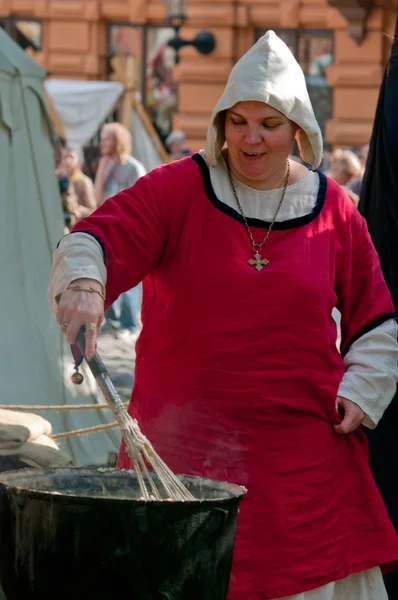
[76, 328, 129, 416]
[76, 327, 109, 378]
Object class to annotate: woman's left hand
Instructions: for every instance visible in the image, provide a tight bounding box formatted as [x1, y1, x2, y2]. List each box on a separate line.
[334, 396, 365, 434]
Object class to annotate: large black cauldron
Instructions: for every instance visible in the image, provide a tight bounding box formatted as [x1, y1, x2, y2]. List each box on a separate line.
[0, 467, 246, 600]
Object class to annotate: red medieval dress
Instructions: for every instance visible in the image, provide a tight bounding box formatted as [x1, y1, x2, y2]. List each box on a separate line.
[74, 154, 398, 599]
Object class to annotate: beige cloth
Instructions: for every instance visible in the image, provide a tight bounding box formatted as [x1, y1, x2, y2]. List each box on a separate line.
[0, 410, 73, 468]
[48, 232, 107, 316]
[18, 435, 73, 468]
[275, 567, 387, 599]
[0, 409, 52, 449]
[205, 30, 323, 169]
[0, 434, 72, 468]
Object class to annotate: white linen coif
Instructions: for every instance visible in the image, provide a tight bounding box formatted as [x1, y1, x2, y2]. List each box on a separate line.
[205, 31, 323, 169]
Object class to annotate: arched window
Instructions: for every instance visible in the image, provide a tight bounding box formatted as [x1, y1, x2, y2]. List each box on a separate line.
[107, 24, 177, 145]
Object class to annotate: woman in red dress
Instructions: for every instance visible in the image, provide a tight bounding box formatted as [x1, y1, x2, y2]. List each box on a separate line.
[49, 32, 398, 599]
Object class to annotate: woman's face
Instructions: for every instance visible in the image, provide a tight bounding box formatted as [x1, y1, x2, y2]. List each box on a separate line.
[100, 130, 117, 156]
[224, 101, 298, 188]
[62, 149, 79, 173]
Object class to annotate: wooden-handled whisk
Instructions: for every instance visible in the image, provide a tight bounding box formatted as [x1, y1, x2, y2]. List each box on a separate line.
[72, 329, 195, 502]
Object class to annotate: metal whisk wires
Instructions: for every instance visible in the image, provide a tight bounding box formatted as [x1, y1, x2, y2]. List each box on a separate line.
[74, 329, 195, 501]
[115, 400, 195, 501]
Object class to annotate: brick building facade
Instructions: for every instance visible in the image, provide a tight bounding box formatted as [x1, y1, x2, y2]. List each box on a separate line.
[0, 0, 396, 150]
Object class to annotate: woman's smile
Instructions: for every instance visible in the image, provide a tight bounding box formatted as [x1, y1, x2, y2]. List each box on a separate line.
[224, 101, 298, 189]
[241, 150, 267, 161]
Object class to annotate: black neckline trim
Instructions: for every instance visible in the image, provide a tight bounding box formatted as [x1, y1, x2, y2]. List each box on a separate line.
[191, 153, 327, 230]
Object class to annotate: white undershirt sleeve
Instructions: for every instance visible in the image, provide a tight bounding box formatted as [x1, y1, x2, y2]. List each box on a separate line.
[48, 232, 107, 317]
[338, 319, 398, 428]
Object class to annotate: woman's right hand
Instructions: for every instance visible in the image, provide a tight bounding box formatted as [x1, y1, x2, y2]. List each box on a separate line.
[56, 278, 105, 360]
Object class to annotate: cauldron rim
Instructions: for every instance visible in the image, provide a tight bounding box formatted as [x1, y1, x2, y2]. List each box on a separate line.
[0, 467, 247, 506]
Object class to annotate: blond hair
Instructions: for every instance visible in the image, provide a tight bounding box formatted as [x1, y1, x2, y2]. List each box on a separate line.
[102, 122, 132, 159]
[335, 150, 362, 179]
[329, 148, 344, 169]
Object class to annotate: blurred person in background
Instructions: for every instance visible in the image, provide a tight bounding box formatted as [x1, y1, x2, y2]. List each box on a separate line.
[59, 176, 80, 234]
[349, 143, 369, 197]
[62, 147, 97, 218]
[55, 141, 81, 233]
[94, 123, 146, 338]
[330, 149, 362, 207]
[325, 148, 343, 175]
[94, 122, 146, 206]
[165, 129, 191, 161]
[54, 137, 66, 171]
[357, 143, 369, 168]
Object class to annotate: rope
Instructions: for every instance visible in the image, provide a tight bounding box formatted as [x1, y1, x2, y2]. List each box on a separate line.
[0, 405, 127, 440]
[0, 403, 128, 411]
[52, 422, 119, 439]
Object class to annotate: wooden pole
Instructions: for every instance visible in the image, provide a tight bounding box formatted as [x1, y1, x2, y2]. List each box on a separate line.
[25, 48, 66, 139]
[111, 56, 168, 163]
[42, 86, 66, 139]
[131, 95, 169, 163]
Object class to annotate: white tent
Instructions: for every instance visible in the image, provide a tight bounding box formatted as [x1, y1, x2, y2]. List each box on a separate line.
[131, 108, 164, 171]
[45, 79, 164, 172]
[0, 29, 120, 466]
[45, 79, 124, 150]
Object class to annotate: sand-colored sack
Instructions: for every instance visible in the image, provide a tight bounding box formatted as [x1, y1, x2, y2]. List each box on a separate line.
[0, 434, 72, 468]
[18, 435, 73, 469]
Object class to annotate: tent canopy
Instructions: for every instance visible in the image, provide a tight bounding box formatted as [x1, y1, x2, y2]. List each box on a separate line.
[45, 78, 165, 172]
[0, 28, 120, 466]
[45, 79, 124, 150]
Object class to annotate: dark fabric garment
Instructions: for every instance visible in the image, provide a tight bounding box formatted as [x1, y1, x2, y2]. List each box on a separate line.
[358, 17, 398, 308]
[350, 177, 363, 197]
[359, 10, 398, 598]
[366, 398, 398, 598]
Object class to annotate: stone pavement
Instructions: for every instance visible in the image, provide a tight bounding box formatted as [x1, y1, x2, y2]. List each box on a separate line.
[96, 329, 138, 401]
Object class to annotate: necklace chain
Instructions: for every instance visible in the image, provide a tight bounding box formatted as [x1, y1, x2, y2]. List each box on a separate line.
[226, 157, 290, 263]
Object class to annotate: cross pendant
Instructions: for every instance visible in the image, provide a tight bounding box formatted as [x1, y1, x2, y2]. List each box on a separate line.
[248, 252, 269, 271]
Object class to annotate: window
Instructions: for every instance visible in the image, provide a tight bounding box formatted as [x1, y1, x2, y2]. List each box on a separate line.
[145, 27, 178, 142]
[255, 29, 334, 148]
[108, 24, 177, 143]
[0, 18, 43, 51]
[108, 25, 144, 93]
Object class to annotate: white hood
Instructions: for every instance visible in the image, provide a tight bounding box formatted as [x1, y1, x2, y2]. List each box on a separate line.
[204, 31, 323, 169]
